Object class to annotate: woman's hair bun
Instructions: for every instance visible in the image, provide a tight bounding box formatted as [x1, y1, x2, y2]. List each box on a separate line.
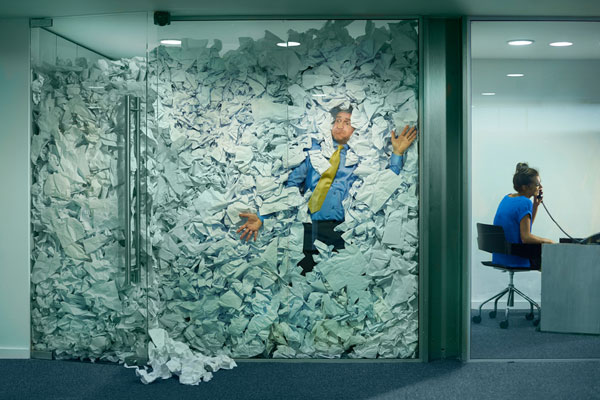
[516, 162, 529, 172]
[513, 162, 539, 191]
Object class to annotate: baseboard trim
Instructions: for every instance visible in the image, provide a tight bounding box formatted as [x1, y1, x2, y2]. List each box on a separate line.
[0, 348, 30, 359]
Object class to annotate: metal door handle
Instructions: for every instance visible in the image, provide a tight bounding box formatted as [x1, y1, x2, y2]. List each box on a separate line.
[125, 96, 141, 286]
[125, 96, 132, 286]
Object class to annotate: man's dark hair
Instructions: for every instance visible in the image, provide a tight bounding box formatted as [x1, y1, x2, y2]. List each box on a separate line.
[513, 162, 539, 191]
[330, 106, 353, 119]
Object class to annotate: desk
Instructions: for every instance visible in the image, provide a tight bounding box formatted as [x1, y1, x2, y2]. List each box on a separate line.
[541, 243, 600, 334]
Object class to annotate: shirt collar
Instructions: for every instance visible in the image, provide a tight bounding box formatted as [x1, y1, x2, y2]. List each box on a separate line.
[311, 136, 358, 168]
[332, 138, 349, 151]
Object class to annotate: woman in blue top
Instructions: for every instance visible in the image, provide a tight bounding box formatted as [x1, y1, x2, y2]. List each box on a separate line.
[493, 162, 554, 268]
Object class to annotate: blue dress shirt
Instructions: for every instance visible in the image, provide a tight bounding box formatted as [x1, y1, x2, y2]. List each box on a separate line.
[259, 138, 404, 222]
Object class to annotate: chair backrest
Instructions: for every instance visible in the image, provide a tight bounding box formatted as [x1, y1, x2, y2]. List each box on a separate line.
[476, 223, 511, 255]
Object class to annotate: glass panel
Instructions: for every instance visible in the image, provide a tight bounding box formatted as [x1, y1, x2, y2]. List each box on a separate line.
[30, 12, 150, 362]
[148, 18, 419, 359]
[470, 20, 600, 359]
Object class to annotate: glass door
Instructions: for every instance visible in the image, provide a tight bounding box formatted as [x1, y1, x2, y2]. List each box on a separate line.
[29, 12, 151, 362]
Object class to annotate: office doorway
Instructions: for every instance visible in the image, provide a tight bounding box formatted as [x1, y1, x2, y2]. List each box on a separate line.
[468, 19, 600, 359]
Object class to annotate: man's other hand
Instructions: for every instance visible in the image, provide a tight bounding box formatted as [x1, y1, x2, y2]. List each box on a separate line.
[237, 213, 263, 242]
[391, 125, 418, 156]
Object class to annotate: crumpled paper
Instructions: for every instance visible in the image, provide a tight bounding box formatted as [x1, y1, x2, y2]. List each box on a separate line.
[135, 328, 237, 385]
[147, 19, 420, 359]
[30, 19, 420, 362]
[30, 51, 153, 362]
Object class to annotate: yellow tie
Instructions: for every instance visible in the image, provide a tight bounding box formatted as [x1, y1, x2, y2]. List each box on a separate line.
[308, 145, 344, 213]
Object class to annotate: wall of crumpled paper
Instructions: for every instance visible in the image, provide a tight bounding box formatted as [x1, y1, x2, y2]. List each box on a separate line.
[147, 19, 420, 359]
[30, 19, 420, 361]
[30, 42, 155, 362]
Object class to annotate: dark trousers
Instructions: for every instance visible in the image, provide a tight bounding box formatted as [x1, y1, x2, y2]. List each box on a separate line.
[299, 220, 345, 275]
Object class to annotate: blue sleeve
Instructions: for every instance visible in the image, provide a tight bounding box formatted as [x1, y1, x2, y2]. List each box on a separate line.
[285, 156, 310, 190]
[388, 153, 404, 175]
[259, 154, 310, 223]
[257, 211, 265, 223]
[517, 198, 533, 227]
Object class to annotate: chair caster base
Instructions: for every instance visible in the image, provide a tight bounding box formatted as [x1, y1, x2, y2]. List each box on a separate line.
[525, 312, 534, 321]
[500, 320, 509, 329]
[489, 311, 497, 319]
[472, 315, 482, 324]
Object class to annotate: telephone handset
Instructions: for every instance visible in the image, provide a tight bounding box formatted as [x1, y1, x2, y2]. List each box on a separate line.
[536, 188, 543, 200]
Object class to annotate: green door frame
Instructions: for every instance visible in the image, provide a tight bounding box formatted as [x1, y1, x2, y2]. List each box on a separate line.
[421, 17, 468, 361]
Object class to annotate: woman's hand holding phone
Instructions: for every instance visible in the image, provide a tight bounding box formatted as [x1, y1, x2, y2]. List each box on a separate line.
[534, 188, 543, 207]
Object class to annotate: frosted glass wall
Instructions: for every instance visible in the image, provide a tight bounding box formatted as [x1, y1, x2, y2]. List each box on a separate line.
[148, 19, 420, 359]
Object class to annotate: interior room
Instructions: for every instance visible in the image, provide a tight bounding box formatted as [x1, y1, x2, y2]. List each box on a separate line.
[1, 1, 600, 399]
[470, 20, 600, 359]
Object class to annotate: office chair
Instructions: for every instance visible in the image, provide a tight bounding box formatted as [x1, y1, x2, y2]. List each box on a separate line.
[472, 223, 540, 329]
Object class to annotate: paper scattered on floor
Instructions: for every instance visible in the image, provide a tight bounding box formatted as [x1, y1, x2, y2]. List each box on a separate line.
[135, 328, 237, 385]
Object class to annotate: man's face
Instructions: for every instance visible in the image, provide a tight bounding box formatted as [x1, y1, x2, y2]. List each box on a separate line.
[331, 111, 355, 145]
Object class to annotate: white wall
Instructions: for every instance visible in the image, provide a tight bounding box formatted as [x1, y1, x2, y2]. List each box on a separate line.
[471, 103, 600, 306]
[0, 18, 31, 358]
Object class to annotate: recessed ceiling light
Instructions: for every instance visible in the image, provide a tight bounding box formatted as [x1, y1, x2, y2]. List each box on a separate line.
[161, 39, 182, 46]
[549, 41, 573, 47]
[481, 92, 496, 96]
[506, 73, 524, 77]
[276, 41, 301, 47]
[312, 94, 327, 97]
[508, 40, 534, 46]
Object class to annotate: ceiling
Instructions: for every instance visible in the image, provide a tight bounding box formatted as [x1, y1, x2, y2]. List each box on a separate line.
[37, 16, 600, 60]
[471, 21, 600, 59]
[8, 1, 600, 107]
[43, 17, 405, 60]
[3, 0, 600, 19]
[471, 21, 600, 105]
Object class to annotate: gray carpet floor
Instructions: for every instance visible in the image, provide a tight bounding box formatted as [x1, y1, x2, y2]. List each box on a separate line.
[1, 358, 600, 400]
[471, 309, 600, 359]
[2, 310, 598, 399]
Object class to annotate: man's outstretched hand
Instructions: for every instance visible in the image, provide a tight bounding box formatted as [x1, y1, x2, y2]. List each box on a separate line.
[391, 125, 418, 156]
[237, 213, 263, 242]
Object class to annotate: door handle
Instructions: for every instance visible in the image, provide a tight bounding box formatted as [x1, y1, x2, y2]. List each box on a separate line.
[125, 96, 141, 286]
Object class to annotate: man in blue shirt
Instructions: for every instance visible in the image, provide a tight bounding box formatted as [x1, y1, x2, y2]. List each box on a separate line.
[238, 107, 417, 273]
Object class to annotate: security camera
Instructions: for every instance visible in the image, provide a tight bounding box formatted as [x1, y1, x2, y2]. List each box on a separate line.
[154, 11, 171, 26]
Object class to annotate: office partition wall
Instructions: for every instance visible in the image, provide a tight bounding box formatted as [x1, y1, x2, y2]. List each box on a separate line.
[29, 14, 422, 361]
